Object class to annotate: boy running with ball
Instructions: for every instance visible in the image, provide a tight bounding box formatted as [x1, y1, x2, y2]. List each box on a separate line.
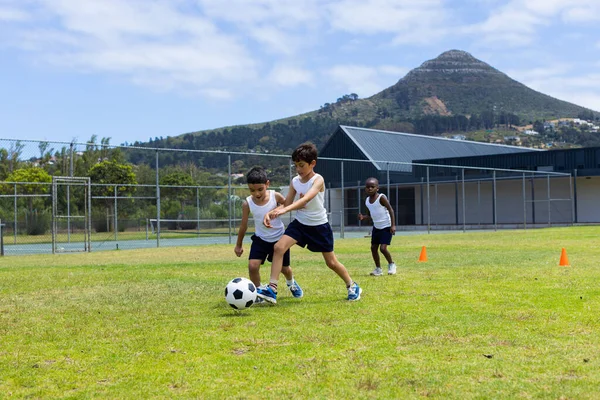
[257, 142, 362, 303]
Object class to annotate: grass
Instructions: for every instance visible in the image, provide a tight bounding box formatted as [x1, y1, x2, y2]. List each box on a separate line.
[1, 226, 599, 398]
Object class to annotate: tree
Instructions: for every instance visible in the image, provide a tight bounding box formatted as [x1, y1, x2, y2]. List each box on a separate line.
[7, 141, 24, 173]
[88, 160, 137, 231]
[160, 171, 195, 217]
[4, 167, 52, 234]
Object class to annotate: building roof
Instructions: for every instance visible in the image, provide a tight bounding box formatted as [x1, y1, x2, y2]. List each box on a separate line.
[335, 125, 541, 172]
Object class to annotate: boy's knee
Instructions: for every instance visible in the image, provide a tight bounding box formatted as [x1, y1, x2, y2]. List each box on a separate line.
[248, 262, 261, 273]
[274, 242, 287, 254]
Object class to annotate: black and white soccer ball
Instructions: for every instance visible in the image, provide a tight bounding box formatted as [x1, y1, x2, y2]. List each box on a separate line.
[224, 277, 257, 310]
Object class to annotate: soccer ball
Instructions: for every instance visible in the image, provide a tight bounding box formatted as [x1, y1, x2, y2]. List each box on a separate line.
[224, 277, 257, 310]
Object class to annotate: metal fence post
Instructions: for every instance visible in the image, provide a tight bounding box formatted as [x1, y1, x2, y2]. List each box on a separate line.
[357, 181, 361, 228]
[522, 172, 527, 230]
[228, 154, 232, 244]
[572, 169, 577, 224]
[493, 170, 497, 231]
[426, 167, 430, 234]
[0, 224, 4, 256]
[547, 174, 551, 227]
[196, 187, 200, 235]
[13, 183, 17, 244]
[155, 150, 160, 247]
[340, 160, 344, 239]
[114, 185, 118, 241]
[461, 168, 466, 233]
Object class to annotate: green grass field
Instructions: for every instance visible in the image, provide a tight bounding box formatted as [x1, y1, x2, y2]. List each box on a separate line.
[1, 226, 599, 399]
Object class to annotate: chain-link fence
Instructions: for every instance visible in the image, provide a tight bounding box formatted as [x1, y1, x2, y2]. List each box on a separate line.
[0, 138, 575, 255]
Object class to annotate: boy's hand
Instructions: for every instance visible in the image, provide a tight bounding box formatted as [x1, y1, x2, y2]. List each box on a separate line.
[234, 246, 243, 257]
[263, 213, 273, 228]
[358, 213, 365, 221]
[390, 225, 396, 235]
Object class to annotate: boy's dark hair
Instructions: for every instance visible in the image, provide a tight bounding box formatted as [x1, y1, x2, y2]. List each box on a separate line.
[246, 166, 268, 184]
[292, 142, 318, 164]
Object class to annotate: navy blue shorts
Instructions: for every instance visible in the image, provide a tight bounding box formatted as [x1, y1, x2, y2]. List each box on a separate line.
[285, 219, 334, 253]
[249, 235, 290, 266]
[371, 226, 393, 246]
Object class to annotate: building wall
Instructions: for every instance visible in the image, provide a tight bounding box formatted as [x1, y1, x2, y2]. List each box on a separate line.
[576, 176, 600, 223]
[326, 176, 600, 227]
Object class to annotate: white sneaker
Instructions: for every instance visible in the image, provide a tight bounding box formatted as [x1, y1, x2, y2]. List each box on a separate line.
[388, 263, 397, 275]
[370, 267, 383, 276]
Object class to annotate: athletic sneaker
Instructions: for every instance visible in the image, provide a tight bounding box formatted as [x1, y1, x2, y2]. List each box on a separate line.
[287, 281, 304, 298]
[370, 267, 383, 276]
[254, 296, 265, 305]
[388, 263, 397, 275]
[347, 282, 362, 301]
[257, 285, 277, 304]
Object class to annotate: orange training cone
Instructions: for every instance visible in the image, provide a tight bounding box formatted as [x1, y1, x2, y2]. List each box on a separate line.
[559, 248, 570, 267]
[418, 246, 428, 262]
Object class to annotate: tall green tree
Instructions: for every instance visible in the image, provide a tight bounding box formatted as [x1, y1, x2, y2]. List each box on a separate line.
[88, 160, 137, 231]
[4, 167, 53, 234]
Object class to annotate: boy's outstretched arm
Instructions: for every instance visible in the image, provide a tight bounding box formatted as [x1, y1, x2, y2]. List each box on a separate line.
[235, 201, 250, 256]
[380, 194, 396, 234]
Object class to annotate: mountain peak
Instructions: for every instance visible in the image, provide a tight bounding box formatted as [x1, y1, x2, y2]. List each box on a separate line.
[410, 49, 500, 77]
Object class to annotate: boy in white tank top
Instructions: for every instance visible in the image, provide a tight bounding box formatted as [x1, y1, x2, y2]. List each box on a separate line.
[358, 177, 397, 276]
[234, 167, 303, 300]
[256, 142, 362, 304]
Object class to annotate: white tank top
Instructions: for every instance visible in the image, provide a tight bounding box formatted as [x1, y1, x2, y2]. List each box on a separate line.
[293, 174, 328, 226]
[365, 193, 391, 229]
[246, 190, 284, 242]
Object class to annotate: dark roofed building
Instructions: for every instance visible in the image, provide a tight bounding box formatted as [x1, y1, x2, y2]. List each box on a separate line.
[318, 125, 538, 187]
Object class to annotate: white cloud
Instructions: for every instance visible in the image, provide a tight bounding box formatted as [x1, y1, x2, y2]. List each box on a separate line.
[466, 0, 600, 47]
[326, 0, 449, 45]
[325, 64, 408, 98]
[0, 5, 29, 21]
[3, 0, 259, 97]
[508, 65, 600, 111]
[267, 64, 313, 87]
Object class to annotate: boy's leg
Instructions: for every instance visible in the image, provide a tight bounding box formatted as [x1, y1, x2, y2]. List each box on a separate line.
[371, 243, 381, 266]
[257, 235, 297, 304]
[322, 251, 353, 286]
[322, 252, 362, 301]
[370, 243, 383, 276]
[269, 235, 297, 284]
[248, 259, 262, 288]
[281, 265, 293, 281]
[380, 244, 394, 265]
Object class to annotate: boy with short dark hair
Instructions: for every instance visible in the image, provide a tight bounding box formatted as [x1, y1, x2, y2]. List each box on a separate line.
[234, 166, 303, 301]
[257, 142, 361, 303]
[358, 177, 397, 276]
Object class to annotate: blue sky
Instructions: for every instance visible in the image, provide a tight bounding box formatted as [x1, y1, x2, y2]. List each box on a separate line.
[1, 0, 599, 146]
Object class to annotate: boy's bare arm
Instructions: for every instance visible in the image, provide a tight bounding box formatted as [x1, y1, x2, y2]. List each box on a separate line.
[274, 191, 287, 206]
[235, 201, 250, 256]
[380, 195, 396, 233]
